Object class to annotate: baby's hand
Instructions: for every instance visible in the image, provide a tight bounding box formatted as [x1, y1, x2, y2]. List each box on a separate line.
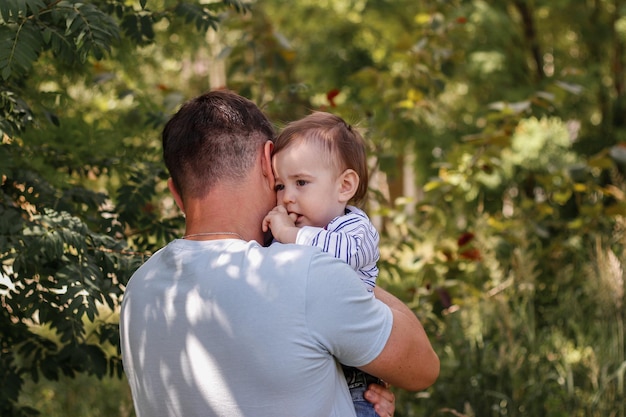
[262, 205, 299, 243]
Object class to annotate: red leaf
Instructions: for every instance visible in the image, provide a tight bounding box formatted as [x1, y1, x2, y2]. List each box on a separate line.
[326, 89, 340, 107]
[457, 232, 475, 247]
[459, 248, 481, 261]
[142, 203, 155, 213]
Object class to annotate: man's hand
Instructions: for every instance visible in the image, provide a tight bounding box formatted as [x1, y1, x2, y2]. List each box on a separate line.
[365, 383, 395, 417]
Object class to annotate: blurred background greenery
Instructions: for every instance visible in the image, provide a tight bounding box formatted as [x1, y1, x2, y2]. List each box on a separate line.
[1, 0, 625, 416]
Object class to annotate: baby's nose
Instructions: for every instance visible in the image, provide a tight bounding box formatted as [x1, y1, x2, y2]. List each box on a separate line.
[282, 189, 295, 204]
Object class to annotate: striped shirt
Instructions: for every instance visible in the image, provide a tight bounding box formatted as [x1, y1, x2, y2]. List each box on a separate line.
[296, 205, 379, 291]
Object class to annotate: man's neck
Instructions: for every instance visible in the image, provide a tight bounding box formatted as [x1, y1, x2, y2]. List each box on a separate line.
[183, 191, 266, 244]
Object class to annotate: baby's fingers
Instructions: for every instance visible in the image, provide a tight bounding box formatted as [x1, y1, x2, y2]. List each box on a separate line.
[261, 213, 273, 232]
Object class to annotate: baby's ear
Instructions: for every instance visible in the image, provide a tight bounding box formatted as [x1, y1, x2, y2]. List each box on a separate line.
[338, 169, 359, 203]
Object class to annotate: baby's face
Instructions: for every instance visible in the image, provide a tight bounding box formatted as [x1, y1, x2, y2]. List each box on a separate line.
[272, 141, 346, 228]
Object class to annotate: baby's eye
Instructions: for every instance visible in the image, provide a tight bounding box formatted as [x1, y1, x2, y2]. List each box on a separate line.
[296, 179, 307, 187]
[274, 184, 285, 191]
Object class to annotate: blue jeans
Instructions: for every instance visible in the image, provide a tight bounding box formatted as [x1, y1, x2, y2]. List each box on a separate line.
[343, 365, 384, 417]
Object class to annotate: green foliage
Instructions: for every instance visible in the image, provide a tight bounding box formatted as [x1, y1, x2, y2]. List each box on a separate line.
[0, 0, 119, 81]
[0, 0, 252, 136]
[1, 132, 143, 414]
[19, 372, 134, 416]
[376, 94, 626, 416]
[506, 117, 578, 172]
[0, 88, 32, 137]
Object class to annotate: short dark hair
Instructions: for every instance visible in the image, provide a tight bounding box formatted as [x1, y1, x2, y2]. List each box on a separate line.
[162, 90, 275, 199]
[273, 112, 369, 204]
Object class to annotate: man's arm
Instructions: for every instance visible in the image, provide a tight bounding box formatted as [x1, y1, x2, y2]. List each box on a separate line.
[359, 286, 440, 391]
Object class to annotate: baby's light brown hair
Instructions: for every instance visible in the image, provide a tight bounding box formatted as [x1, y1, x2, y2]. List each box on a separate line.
[273, 112, 369, 205]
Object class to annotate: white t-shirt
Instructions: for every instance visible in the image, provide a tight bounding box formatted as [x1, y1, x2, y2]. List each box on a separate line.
[120, 238, 392, 417]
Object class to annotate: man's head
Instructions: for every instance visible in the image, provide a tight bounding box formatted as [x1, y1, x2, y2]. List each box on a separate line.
[162, 90, 275, 201]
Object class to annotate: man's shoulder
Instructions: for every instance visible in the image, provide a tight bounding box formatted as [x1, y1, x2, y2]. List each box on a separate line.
[265, 242, 349, 269]
[266, 241, 324, 258]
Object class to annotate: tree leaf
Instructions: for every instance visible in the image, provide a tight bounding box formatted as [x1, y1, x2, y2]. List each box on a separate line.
[0, 22, 43, 80]
[0, 0, 19, 23]
[24, 0, 46, 16]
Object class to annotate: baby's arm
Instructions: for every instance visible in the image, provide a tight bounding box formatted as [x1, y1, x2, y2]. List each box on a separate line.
[298, 210, 379, 282]
[262, 205, 299, 243]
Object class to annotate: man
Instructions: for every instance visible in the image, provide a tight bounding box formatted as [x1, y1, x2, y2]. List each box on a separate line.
[119, 90, 439, 417]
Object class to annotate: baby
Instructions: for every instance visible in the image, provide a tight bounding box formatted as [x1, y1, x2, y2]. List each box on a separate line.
[262, 111, 383, 417]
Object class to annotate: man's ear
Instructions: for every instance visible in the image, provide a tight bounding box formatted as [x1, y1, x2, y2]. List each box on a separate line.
[338, 169, 359, 203]
[262, 140, 276, 191]
[167, 178, 185, 214]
